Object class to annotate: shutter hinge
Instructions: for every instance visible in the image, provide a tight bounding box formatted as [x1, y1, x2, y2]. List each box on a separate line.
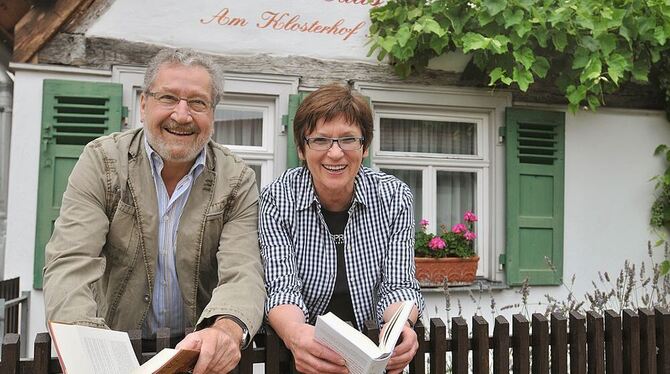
[281, 114, 288, 135]
[498, 126, 505, 143]
[121, 106, 129, 129]
[498, 253, 506, 267]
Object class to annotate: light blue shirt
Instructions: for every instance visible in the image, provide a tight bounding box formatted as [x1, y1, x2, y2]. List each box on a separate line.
[142, 137, 206, 338]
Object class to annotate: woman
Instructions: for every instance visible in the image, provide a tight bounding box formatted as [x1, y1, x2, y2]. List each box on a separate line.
[259, 83, 424, 374]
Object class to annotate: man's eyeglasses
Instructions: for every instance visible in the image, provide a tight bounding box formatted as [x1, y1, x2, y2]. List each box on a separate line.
[146, 91, 212, 113]
[304, 137, 365, 151]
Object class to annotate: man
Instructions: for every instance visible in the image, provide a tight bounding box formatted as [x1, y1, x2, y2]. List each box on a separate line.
[43, 48, 265, 373]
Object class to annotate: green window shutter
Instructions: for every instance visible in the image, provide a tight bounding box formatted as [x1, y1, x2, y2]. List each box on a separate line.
[34, 79, 123, 289]
[504, 108, 565, 286]
[285, 92, 371, 169]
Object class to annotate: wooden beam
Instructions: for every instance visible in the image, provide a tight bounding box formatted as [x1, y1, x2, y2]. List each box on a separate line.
[13, 0, 87, 62]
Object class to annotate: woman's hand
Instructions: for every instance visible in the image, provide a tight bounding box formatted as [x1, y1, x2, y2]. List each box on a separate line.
[285, 323, 349, 374]
[385, 324, 418, 374]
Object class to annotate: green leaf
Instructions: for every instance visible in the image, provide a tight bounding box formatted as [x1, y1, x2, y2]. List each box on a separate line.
[429, 35, 450, 55]
[660, 260, 670, 276]
[631, 56, 651, 82]
[607, 53, 629, 85]
[597, 34, 617, 57]
[531, 56, 550, 78]
[421, 17, 446, 37]
[566, 84, 587, 106]
[462, 32, 490, 52]
[513, 66, 534, 91]
[483, 0, 507, 16]
[654, 26, 667, 45]
[490, 35, 510, 54]
[572, 47, 591, 69]
[515, 21, 532, 38]
[380, 36, 397, 53]
[396, 25, 412, 47]
[533, 27, 548, 48]
[580, 56, 602, 83]
[654, 144, 668, 155]
[587, 94, 601, 111]
[489, 67, 506, 85]
[552, 31, 568, 52]
[503, 9, 524, 28]
[513, 47, 535, 70]
[407, 7, 423, 20]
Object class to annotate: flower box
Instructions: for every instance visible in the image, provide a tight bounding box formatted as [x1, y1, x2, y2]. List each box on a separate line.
[415, 256, 480, 287]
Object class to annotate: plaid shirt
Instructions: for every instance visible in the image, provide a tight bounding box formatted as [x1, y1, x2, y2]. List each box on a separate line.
[259, 167, 424, 329]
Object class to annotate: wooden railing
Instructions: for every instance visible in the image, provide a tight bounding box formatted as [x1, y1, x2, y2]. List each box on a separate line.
[0, 307, 668, 373]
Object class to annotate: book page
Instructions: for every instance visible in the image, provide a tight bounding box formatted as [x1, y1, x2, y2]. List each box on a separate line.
[379, 300, 414, 354]
[132, 348, 199, 374]
[49, 322, 140, 374]
[315, 313, 389, 374]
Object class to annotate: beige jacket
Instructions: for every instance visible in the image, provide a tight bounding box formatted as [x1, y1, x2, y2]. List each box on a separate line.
[43, 128, 265, 335]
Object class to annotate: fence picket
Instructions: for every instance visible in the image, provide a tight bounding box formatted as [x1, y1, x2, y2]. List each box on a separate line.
[550, 313, 567, 374]
[639, 308, 656, 374]
[622, 309, 640, 374]
[569, 311, 586, 374]
[32, 332, 51, 374]
[604, 310, 623, 374]
[471, 316, 488, 374]
[430, 318, 446, 374]
[409, 319, 426, 374]
[657, 307, 670, 374]
[586, 311, 604, 374]
[531, 313, 549, 374]
[1, 333, 19, 374]
[493, 315, 510, 374]
[512, 314, 530, 374]
[452, 317, 468, 374]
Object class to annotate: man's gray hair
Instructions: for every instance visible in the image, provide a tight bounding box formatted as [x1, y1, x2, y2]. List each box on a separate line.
[143, 48, 224, 106]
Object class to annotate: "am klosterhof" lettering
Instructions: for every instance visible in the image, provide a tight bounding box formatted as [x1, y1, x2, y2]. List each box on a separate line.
[200, 6, 371, 42]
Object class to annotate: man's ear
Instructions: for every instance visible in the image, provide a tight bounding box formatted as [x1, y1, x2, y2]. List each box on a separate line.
[139, 92, 147, 123]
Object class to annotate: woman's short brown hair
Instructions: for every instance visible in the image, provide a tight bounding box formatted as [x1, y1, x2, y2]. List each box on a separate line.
[293, 83, 373, 154]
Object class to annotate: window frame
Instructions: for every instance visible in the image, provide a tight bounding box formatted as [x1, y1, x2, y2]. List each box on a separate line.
[355, 82, 511, 281]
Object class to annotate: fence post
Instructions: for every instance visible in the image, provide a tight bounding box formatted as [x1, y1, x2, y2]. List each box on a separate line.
[19, 291, 29, 357]
[451, 317, 468, 374]
[586, 311, 604, 374]
[128, 330, 142, 364]
[409, 319, 425, 374]
[32, 332, 51, 374]
[550, 313, 567, 374]
[604, 310, 623, 374]
[569, 311, 586, 374]
[363, 320, 379, 345]
[622, 309, 640, 374]
[1, 333, 19, 374]
[265, 326, 284, 374]
[493, 315, 509, 374]
[429, 318, 446, 374]
[656, 307, 670, 374]
[639, 308, 656, 374]
[472, 315, 488, 374]
[512, 314, 529, 374]
[531, 313, 548, 374]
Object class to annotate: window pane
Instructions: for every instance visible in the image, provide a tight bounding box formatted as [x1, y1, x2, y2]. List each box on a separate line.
[380, 118, 476, 154]
[437, 171, 475, 228]
[380, 168, 422, 227]
[249, 164, 261, 192]
[214, 107, 263, 146]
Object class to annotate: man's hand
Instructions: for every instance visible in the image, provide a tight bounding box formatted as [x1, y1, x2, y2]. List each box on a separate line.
[285, 323, 348, 374]
[175, 318, 243, 374]
[385, 324, 418, 374]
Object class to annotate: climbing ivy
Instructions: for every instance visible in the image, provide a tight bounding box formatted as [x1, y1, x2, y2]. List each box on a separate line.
[368, 0, 670, 113]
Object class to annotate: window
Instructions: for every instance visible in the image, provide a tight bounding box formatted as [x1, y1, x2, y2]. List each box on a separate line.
[355, 82, 511, 280]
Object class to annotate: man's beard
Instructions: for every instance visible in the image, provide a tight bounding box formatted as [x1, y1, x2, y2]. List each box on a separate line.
[145, 119, 211, 163]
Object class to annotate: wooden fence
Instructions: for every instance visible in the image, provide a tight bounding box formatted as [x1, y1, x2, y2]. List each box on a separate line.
[0, 307, 668, 373]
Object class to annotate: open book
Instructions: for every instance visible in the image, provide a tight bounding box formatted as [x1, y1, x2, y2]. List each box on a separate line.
[48, 321, 199, 374]
[314, 300, 415, 374]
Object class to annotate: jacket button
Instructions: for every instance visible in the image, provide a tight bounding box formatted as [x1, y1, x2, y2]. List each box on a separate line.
[143, 295, 150, 302]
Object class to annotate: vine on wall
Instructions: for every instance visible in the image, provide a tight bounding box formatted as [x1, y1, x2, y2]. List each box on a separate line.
[368, 0, 670, 113]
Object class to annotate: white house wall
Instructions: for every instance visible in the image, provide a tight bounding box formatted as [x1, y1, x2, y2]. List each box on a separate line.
[5, 65, 112, 355]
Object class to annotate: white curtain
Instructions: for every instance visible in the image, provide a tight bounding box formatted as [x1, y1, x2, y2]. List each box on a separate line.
[213, 108, 263, 146]
[379, 118, 476, 154]
[436, 171, 475, 228]
[381, 168, 422, 226]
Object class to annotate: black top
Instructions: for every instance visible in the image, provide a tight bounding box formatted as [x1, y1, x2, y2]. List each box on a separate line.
[321, 207, 357, 329]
